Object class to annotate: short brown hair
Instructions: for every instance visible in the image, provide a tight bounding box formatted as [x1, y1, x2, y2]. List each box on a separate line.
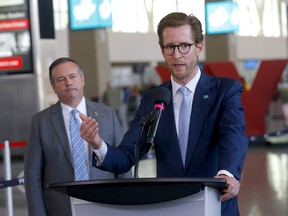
[157, 12, 204, 47]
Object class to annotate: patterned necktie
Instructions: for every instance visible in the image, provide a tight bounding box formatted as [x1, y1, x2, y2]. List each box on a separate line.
[70, 109, 89, 181]
[178, 86, 191, 166]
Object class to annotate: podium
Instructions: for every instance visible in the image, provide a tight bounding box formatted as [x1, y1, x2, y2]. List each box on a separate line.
[48, 178, 226, 216]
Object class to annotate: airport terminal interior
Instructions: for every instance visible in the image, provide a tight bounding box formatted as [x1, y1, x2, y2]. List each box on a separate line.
[1, 0, 288, 215]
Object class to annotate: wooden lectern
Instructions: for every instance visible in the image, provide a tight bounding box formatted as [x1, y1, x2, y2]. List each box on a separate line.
[48, 178, 226, 216]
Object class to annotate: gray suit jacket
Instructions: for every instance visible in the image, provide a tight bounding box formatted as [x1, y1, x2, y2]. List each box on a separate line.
[24, 99, 131, 216]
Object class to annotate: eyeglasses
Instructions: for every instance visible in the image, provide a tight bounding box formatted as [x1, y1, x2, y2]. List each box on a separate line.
[162, 43, 195, 56]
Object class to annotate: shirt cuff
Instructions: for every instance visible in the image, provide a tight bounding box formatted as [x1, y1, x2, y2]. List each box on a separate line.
[217, 170, 234, 177]
[92, 140, 107, 165]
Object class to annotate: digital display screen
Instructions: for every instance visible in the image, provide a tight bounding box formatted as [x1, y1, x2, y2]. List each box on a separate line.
[205, 1, 240, 35]
[69, 0, 113, 30]
[0, 0, 33, 75]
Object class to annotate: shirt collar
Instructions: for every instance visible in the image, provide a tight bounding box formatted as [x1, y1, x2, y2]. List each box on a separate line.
[61, 97, 86, 115]
[171, 66, 201, 97]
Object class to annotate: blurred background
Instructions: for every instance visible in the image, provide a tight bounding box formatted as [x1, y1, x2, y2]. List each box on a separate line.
[0, 0, 288, 215]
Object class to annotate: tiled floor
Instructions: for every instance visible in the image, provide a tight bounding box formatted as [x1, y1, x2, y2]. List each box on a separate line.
[238, 144, 288, 216]
[1, 144, 288, 216]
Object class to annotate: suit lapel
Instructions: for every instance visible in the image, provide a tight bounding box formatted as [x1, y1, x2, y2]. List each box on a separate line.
[185, 73, 211, 173]
[86, 99, 105, 160]
[86, 99, 97, 119]
[50, 102, 73, 166]
[86, 99, 104, 134]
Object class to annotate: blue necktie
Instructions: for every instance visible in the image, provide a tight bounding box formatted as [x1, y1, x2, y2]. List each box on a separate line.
[70, 109, 89, 181]
[178, 86, 191, 166]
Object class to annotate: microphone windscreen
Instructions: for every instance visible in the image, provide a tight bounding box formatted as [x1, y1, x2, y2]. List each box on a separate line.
[153, 87, 171, 106]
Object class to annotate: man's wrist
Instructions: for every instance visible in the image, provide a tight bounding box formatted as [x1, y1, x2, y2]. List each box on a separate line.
[90, 137, 103, 150]
[91, 140, 107, 164]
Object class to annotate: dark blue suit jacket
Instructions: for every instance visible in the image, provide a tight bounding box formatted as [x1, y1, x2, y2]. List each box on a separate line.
[96, 72, 248, 216]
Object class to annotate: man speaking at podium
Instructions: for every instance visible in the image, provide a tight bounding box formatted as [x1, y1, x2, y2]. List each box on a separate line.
[80, 12, 248, 216]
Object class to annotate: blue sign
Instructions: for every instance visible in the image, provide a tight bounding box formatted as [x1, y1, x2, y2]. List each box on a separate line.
[69, 0, 112, 30]
[205, 1, 239, 35]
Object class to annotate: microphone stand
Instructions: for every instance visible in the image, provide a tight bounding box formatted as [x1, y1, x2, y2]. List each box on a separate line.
[134, 113, 155, 178]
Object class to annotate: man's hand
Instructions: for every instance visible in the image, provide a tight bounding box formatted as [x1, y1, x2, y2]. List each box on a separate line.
[79, 113, 102, 149]
[214, 175, 240, 201]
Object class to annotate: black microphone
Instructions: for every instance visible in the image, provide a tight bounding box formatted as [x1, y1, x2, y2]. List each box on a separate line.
[146, 87, 171, 145]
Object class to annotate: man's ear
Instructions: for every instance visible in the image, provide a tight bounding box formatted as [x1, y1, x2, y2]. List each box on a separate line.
[196, 42, 204, 57]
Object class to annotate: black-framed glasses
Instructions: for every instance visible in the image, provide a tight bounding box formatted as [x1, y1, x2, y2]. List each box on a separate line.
[162, 43, 195, 56]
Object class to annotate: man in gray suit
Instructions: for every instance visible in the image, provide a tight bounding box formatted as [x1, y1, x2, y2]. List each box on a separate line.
[24, 57, 131, 216]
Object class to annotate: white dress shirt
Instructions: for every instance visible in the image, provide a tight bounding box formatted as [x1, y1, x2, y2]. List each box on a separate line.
[171, 67, 201, 136]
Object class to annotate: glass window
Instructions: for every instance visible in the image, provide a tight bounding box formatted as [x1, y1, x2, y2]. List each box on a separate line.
[236, 0, 287, 37]
[111, 0, 205, 33]
[54, 0, 287, 37]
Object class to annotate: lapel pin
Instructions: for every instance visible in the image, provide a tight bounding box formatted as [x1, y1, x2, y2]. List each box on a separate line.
[203, 95, 209, 100]
[93, 112, 98, 116]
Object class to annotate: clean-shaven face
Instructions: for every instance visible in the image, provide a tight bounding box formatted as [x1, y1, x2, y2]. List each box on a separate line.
[51, 61, 85, 107]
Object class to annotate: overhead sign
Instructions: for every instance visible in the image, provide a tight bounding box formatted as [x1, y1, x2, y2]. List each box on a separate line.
[69, 0, 113, 30]
[205, 1, 240, 35]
